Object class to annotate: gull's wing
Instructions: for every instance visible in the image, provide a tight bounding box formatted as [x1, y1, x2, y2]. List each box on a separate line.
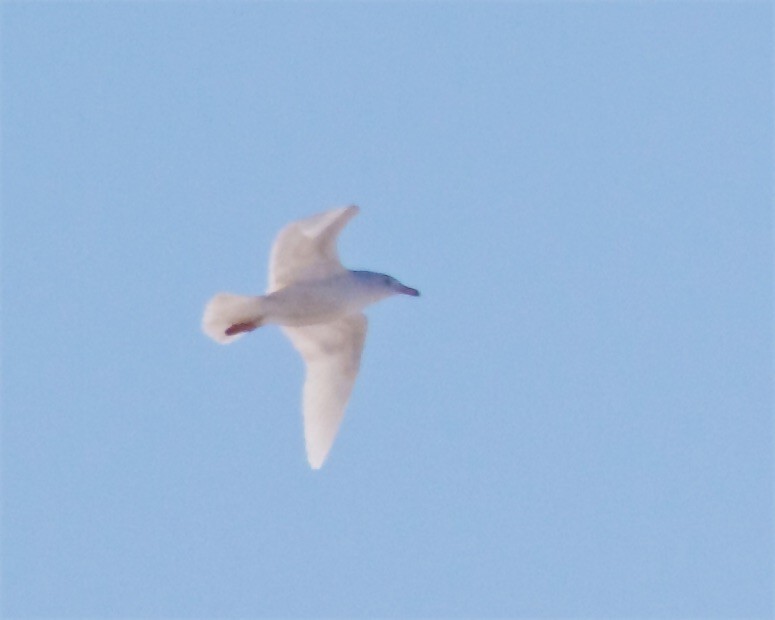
[268, 205, 359, 293]
[282, 313, 367, 469]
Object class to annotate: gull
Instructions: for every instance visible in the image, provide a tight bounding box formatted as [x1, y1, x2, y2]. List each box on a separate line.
[202, 205, 419, 469]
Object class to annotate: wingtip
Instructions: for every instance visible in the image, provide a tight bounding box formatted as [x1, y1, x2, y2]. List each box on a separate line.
[308, 457, 325, 470]
[307, 448, 328, 470]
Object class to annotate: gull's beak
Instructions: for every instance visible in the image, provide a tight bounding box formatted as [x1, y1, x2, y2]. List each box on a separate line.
[396, 283, 420, 297]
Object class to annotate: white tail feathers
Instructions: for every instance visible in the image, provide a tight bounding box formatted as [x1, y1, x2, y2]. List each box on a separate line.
[202, 293, 264, 344]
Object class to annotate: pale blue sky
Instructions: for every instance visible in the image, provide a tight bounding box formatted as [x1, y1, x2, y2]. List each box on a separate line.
[2, 3, 772, 618]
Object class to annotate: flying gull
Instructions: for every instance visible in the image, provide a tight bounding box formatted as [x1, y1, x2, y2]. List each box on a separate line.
[202, 205, 419, 469]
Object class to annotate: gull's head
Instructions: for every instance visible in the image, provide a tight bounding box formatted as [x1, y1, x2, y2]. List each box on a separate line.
[352, 271, 420, 300]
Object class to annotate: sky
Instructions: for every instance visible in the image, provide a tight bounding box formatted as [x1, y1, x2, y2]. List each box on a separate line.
[1, 2, 772, 618]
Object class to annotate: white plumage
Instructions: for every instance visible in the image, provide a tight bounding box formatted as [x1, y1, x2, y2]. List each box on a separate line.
[202, 206, 419, 469]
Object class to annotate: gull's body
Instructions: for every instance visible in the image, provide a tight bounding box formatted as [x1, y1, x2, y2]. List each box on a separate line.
[260, 271, 395, 326]
[202, 206, 419, 469]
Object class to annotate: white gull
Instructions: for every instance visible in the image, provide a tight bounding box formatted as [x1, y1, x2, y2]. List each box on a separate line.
[202, 205, 419, 469]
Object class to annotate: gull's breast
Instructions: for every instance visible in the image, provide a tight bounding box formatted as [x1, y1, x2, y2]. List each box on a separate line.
[263, 277, 364, 327]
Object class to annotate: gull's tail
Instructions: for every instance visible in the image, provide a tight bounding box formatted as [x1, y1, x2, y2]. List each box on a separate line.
[202, 293, 265, 344]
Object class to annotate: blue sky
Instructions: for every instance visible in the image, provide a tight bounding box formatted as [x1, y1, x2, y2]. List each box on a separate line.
[2, 3, 772, 618]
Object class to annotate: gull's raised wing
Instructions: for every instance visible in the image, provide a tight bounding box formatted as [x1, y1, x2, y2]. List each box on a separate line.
[268, 205, 359, 293]
[281, 313, 367, 469]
